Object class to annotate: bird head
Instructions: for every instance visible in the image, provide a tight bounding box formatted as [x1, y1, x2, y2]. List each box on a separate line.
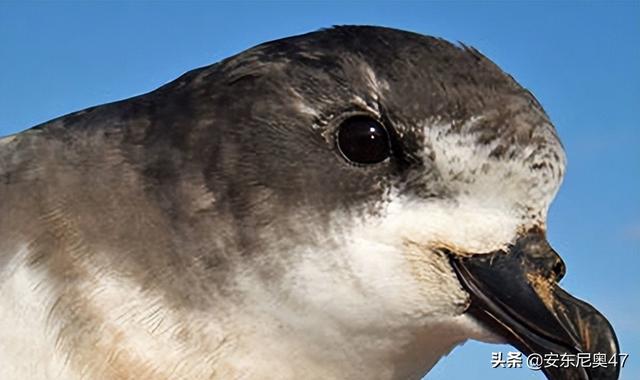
[161, 26, 619, 379]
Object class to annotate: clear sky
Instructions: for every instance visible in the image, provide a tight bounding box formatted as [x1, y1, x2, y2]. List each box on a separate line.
[1, 2, 638, 379]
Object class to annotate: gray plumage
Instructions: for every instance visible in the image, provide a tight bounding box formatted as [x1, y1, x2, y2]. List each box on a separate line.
[0, 26, 617, 380]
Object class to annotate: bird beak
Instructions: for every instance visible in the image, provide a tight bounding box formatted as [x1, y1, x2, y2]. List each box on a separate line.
[448, 229, 620, 380]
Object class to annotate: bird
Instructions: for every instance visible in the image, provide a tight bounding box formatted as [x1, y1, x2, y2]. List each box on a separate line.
[0, 26, 619, 380]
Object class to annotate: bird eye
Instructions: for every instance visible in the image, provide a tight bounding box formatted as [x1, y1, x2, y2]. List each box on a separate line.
[336, 116, 391, 164]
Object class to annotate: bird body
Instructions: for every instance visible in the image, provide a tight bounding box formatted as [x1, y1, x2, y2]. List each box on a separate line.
[0, 26, 618, 380]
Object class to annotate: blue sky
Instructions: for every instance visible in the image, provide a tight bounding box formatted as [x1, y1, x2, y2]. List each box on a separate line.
[1, 2, 638, 379]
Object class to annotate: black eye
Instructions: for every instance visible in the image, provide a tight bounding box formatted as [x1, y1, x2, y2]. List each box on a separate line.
[336, 116, 391, 164]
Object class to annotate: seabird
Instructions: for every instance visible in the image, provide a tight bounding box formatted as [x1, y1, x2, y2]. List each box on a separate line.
[0, 26, 619, 380]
